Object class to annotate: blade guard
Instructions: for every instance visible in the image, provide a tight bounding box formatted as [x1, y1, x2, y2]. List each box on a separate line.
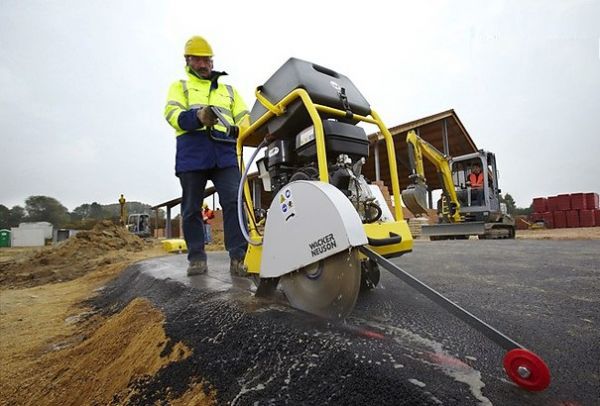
[401, 182, 429, 216]
[260, 181, 368, 278]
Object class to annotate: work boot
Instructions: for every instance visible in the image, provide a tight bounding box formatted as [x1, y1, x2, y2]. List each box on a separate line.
[187, 260, 207, 276]
[230, 258, 247, 277]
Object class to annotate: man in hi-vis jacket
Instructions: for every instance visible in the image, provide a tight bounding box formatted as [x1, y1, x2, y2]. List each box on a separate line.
[164, 36, 249, 277]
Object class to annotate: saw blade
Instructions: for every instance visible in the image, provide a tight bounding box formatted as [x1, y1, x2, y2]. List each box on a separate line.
[280, 248, 361, 319]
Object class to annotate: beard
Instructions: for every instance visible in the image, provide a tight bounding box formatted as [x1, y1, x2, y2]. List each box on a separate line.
[196, 68, 211, 79]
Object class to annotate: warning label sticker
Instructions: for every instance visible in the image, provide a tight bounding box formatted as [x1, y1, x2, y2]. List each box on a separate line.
[279, 187, 295, 221]
[309, 233, 337, 257]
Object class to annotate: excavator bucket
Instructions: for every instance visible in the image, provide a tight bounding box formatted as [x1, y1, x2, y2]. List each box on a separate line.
[401, 183, 429, 216]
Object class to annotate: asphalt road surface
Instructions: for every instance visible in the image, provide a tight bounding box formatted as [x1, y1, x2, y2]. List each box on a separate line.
[93, 239, 599, 406]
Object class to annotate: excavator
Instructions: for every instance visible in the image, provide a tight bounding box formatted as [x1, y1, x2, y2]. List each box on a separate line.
[207, 57, 549, 391]
[401, 130, 515, 240]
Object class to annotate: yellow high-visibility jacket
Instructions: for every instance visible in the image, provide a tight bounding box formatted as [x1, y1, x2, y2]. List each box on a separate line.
[164, 67, 249, 173]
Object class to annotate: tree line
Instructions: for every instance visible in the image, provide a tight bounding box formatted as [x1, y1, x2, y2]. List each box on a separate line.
[0, 196, 164, 230]
[499, 193, 533, 216]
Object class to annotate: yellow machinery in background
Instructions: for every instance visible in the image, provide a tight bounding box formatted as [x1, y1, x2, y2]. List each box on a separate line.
[401, 130, 515, 240]
[161, 238, 187, 253]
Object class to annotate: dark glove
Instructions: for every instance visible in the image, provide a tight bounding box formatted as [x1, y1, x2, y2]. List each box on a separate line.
[197, 107, 218, 127]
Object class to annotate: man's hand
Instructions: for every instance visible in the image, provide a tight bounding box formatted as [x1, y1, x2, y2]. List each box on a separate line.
[197, 107, 218, 127]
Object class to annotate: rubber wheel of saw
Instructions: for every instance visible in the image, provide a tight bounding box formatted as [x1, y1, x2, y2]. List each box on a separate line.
[280, 249, 361, 319]
[360, 259, 380, 291]
[503, 349, 551, 391]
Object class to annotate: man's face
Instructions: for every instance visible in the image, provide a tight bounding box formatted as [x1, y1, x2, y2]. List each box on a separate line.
[473, 165, 481, 174]
[186, 55, 213, 79]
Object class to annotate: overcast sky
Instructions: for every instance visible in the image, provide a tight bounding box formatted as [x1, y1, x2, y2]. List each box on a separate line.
[1, 0, 599, 211]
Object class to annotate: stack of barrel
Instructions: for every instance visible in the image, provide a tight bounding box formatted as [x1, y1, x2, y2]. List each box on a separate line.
[532, 193, 599, 228]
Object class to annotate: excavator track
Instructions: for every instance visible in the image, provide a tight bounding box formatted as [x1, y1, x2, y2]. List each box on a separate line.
[480, 225, 515, 239]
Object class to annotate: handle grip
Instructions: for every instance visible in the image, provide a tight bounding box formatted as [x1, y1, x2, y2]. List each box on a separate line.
[367, 232, 402, 247]
[208, 106, 239, 143]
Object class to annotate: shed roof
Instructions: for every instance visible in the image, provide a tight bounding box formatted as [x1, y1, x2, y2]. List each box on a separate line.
[363, 109, 478, 191]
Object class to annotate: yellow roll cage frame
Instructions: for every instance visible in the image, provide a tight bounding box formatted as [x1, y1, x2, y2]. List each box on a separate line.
[236, 88, 407, 245]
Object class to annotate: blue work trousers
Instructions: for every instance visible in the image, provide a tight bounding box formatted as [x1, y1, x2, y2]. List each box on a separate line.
[471, 188, 484, 206]
[204, 223, 212, 244]
[178, 167, 247, 262]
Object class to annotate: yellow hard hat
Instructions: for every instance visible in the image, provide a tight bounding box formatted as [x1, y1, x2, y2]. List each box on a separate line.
[203, 203, 208, 209]
[184, 36, 213, 57]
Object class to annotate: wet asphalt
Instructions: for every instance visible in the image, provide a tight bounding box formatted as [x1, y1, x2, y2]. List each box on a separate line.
[92, 239, 600, 406]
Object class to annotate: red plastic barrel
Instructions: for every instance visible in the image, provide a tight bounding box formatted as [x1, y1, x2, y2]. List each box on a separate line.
[579, 210, 596, 227]
[585, 193, 599, 210]
[557, 194, 571, 211]
[532, 198, 548, 214]
[553, 211, 567, 229]
[547, 196, 559, 212]
[566, 210, 579, 228]
[570, 193, 587, 210]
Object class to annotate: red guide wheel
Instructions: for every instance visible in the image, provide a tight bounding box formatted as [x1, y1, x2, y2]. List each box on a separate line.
[503, 349, 551, 391]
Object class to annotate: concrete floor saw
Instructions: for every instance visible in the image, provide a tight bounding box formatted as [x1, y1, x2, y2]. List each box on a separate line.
[220, 57, 550, 392]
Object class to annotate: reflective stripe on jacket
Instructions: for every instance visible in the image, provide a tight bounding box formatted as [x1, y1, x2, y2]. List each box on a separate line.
[469, 172, 484, 188]
[164, 67, 249, 173]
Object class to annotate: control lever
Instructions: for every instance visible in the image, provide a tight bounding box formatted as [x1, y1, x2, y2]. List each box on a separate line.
[208, 106, 239, 144]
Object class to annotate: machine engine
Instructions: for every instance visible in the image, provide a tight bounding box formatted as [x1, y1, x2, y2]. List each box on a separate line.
[256, 120, 382, 224]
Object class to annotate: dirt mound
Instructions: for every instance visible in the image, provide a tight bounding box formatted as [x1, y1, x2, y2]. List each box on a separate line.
[47, 219, 145, 255]
[0, 298, 202, 406]
[0, 221, 151, 288]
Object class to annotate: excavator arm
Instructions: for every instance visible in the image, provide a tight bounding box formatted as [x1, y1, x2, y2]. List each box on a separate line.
[401, 130, 462, 223]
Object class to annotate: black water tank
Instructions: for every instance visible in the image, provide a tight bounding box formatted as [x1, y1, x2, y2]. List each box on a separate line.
[250, 58, 371, 140]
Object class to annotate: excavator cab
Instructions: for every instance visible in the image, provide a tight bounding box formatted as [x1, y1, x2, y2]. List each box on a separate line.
[127, 213, 151, 238]
[451, 152, 502, 218]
